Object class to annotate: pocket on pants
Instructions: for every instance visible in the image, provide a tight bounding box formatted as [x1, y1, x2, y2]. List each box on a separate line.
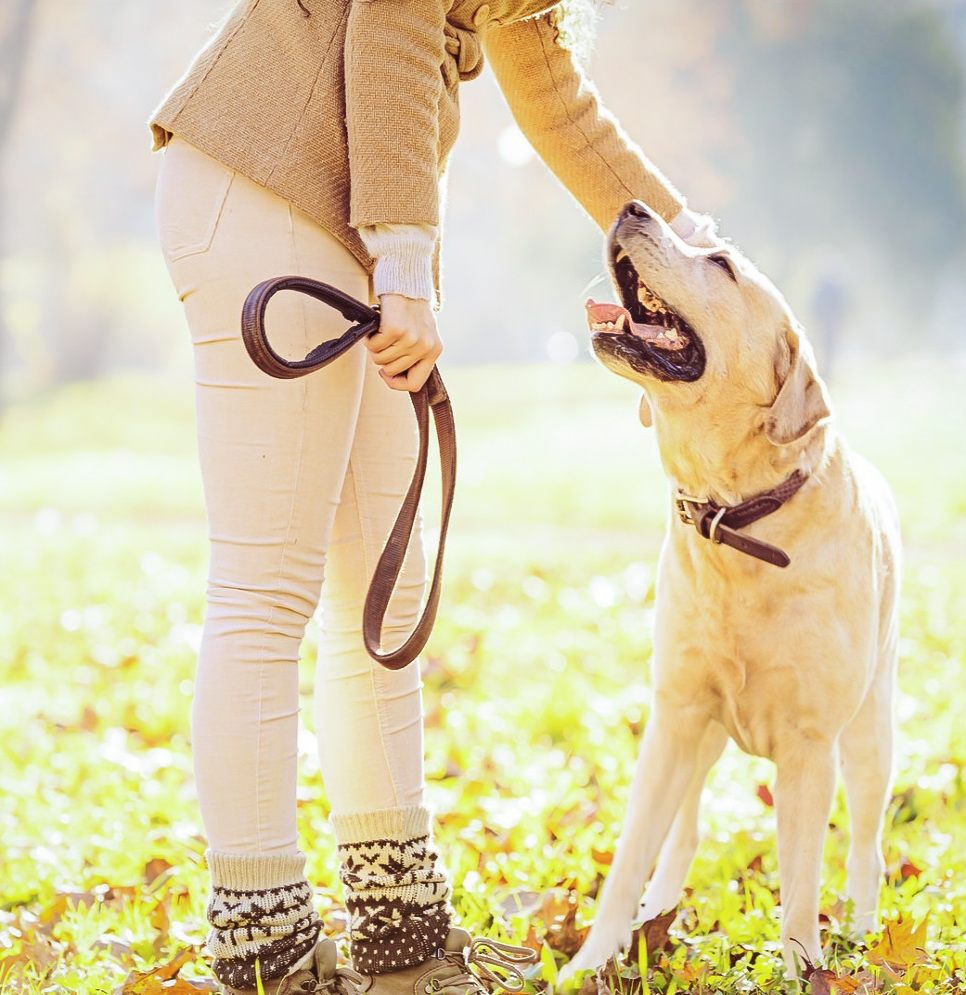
[155, 137, 234, 263]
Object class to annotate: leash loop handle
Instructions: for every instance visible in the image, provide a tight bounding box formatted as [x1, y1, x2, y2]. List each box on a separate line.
[242, 275, 381, 379]
[241, 276, 455, 670]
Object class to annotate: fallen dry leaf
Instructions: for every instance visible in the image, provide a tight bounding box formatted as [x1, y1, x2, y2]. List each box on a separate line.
[144, 857, 175, 887]
[537, 891, 589, 959]
[866, 914, 928, 971]
[629, 908, 677, 961]
[117, 949, 197, 995]
[38, 891, 97, 926]
[896, 855, 923, 880]
[808, 967, 862, 994]
[756, 783, 774, 807]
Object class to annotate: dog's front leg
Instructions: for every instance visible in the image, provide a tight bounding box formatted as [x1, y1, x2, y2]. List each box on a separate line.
[639, 720, 729, 922]
[562, 708, 710, 979]
[775, 739, 837, 978]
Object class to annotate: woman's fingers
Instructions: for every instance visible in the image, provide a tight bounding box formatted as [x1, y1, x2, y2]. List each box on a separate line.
[366, 294, 442, 392]
[379, 356, 436, 392]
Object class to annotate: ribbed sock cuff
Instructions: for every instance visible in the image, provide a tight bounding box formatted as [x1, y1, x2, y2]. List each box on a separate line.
[334, 806, 454, 973]
[331, 805, 431, 846]
[205, 850, 322, 988]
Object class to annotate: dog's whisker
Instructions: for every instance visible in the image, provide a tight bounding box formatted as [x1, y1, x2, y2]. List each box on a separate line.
[579, 271, 609, 300]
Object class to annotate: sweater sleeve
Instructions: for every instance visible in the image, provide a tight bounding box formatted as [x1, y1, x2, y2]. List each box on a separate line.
[482, 9, 686, 231]
[358, 223, 437, 300]
[344, 0, 447, 229]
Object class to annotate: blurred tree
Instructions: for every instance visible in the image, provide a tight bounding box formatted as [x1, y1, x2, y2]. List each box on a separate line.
[1, 0, 226, 386]
[0, 0, 37, 406]
[577, 0, 966, 351]
[3, 0, 965, 380]
[717, 0, 966, 336]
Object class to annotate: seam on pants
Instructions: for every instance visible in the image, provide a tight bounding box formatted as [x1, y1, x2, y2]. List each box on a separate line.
[346, 448, 402, 809]
[251, 200, 312, 851]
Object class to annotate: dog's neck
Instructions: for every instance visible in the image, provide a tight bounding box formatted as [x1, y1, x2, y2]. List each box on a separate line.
[657, 415, 831, 508]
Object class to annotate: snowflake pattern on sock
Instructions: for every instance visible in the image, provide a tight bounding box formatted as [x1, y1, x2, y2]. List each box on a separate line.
[338, 833, 453, 973]
[207, 878, 321, 989]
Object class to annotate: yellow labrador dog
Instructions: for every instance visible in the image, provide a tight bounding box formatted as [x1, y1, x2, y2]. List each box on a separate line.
[563, 201, 901, 981]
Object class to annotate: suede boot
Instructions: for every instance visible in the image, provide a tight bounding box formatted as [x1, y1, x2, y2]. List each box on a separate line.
[356, 928, 534, 995]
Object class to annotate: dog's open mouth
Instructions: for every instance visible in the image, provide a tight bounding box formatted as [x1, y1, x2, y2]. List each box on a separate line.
[586, 245, 705, 382]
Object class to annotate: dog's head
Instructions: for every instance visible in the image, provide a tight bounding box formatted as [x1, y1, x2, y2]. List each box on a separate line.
[587, 201, 830, 491]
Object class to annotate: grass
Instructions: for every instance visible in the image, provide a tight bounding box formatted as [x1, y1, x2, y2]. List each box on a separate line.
[1, 357, 965, 993]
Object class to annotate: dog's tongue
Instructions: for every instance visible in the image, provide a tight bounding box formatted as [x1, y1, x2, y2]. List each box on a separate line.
[585, 299, 687, 352]
[585, 298, 659, 340]
[585, 300, 628, 329]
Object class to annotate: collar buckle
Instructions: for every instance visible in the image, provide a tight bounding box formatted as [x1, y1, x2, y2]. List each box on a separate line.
[675, 492, 701, 526]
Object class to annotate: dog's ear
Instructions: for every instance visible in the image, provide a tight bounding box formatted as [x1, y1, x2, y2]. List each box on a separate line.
[765, 322, 830, 445]
[638, 392, 653, 428]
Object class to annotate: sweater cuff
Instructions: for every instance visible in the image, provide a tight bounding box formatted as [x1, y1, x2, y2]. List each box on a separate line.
[669, 206, 719, 248]
[358, 223, 436, 301]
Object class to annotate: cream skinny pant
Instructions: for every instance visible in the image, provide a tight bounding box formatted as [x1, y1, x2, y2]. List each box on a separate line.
[156, 138, 426, 854]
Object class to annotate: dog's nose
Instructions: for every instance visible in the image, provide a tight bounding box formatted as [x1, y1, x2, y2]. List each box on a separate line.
[623, 201, 652, 220]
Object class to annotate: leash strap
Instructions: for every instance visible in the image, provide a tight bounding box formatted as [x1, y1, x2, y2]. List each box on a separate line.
[240, 276, 456, 670]
[675, 470, 808, 569]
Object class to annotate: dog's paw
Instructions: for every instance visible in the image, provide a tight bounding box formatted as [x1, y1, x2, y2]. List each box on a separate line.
[556, 953, 600, 990]
[558, 934, 626, 987]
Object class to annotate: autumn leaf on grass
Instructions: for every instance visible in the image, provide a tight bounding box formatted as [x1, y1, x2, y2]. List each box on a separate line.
[588, 952, 645, 995]
[529, 890, 589, 959]
[0, 914, 64, 984]
[144, 857, 175, 887]
[629, 908, 677, 962]
[93, 933, 138, 965]
[38, 891, 99, 926]
[117, 949, 198, 995]
[894, 855, 923, 881]
[806, 967, 861, 994]
[865, 914, 928, 972]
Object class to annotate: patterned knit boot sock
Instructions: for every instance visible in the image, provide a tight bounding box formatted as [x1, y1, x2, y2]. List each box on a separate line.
[205, 850, 323, 990]
[332, 806, 454, 972]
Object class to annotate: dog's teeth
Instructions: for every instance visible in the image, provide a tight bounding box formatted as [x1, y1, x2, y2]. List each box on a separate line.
[615, 249, 629, 264]
[617, 313, 628, 330]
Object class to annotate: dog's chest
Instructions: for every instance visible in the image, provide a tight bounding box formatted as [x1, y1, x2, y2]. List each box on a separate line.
[656, 562, 849, 761]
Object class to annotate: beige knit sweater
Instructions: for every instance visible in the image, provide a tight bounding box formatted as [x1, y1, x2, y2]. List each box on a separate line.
[150, 0, 688, 298]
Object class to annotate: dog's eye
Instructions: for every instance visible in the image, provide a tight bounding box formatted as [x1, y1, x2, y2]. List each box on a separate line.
[708, 254, 737, 282]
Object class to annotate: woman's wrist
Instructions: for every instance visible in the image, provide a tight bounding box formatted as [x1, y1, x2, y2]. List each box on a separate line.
[358, 223, 437, 301]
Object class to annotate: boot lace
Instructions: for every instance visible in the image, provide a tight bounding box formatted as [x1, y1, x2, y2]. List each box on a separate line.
[427, 937, 536, 994]
[303, 965, 365, 995]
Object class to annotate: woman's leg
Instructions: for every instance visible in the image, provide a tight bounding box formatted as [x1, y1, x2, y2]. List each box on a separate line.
[157, 137, 466, 989]
[313, 357, 453, 971]
[156, 138, 373, 987]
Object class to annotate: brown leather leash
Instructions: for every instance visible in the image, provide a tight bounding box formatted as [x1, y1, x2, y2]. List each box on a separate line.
[675, 470, 808, 568]
[240, 276, 456, 670]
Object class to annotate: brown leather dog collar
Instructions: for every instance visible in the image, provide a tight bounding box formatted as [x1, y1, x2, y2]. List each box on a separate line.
[675, 470, 809, 568]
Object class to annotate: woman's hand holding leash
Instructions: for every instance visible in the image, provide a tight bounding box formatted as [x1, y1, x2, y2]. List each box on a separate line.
[367, 294, 443, 392]
[240, 276, 455, 671]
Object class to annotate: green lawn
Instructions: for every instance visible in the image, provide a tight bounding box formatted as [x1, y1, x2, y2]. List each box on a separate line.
[1, 359, 965, 993]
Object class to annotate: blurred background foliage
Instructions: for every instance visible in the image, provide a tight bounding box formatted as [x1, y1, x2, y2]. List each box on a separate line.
[0, 0, 965, 391]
